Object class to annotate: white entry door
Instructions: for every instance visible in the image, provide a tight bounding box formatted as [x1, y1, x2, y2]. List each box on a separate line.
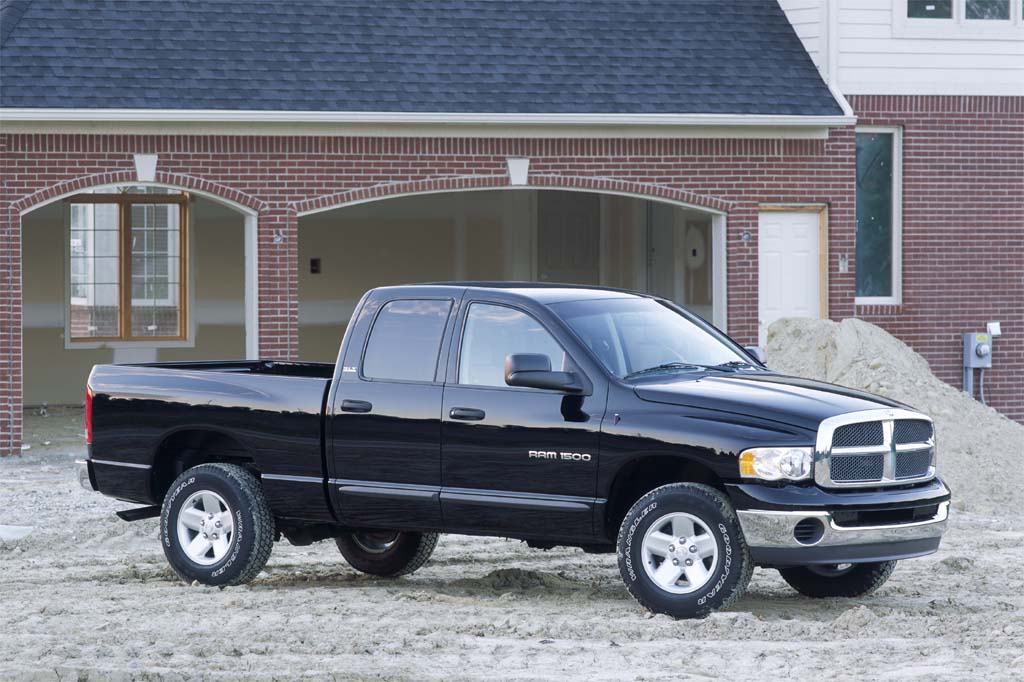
[758, 210, 822, 346]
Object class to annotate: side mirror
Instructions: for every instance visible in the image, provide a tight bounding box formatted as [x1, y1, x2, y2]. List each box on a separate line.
[504, 353, 582, 393]
[744, 346, 766, 364]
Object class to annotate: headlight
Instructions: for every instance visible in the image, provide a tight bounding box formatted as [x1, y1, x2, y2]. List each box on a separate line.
[739, 447, 813, 481]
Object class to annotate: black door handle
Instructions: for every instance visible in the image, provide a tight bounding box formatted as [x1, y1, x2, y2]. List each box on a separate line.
[340, 399, 373, 413]
[450, 407, 486, 421]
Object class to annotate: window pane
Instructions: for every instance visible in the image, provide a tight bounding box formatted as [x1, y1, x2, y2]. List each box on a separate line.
[856, 133, 895, 298]
[907, 0, 952, 18]
[68, 203, 120, 338]
[966, 0, 1009, 19]
[362, 299, 452, 382]
[459, 304, 566, 388]
[129, 203, 181, 337]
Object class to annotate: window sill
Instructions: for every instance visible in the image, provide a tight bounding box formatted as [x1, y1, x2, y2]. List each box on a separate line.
[65, 338, 195, 350]
[855, 302, 905, 317]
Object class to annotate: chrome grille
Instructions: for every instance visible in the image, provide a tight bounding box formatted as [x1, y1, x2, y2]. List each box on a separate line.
[830, 453, 885, 482]
[894, 420, 933, 445]
[815, 409, 936, 488]
[895, 448, 934, 479]
[832, 422, 884, 448]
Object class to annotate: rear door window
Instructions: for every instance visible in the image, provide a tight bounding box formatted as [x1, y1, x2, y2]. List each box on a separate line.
[362, 299, 452, 382]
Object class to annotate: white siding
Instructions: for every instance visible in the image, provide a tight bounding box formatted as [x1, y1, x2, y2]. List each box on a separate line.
[779, 0, 1024, 96]
[779, 0, 828, 78]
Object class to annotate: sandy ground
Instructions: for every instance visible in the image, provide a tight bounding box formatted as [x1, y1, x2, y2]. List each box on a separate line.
[2, 409, 1023, 681]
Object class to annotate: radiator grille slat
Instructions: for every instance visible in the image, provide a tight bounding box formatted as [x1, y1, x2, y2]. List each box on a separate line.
[895, 448, 934, 479]
[830, 453, 885, 482]
[894, 419, 933, 445]
[832, 422, 884, 448]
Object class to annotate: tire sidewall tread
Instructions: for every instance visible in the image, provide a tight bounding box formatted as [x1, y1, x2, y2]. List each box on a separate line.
[161, 463, 274, 587]
[617, 482, 752, 619]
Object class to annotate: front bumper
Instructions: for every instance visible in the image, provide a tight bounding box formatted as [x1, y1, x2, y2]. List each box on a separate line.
[727, 478, 951, 567]
[737, 500, 948, 566]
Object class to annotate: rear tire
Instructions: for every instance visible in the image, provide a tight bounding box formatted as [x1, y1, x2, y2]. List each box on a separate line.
[335, 530, 438, 577]
[778, 561, 896, 598]
[160, 463, 274, 586]
[617, 483, 752, 619]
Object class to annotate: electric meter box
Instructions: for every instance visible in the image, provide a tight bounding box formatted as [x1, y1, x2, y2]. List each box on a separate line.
[963, 332, 993, 369]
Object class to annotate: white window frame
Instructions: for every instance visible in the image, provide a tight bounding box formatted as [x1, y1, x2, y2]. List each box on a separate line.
[854, 126, 903, 307]
[895, 0, 1024, 39]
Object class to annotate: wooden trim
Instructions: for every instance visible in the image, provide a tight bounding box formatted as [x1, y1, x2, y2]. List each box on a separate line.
[66, 191, 190, 342]
[757, 203, 829, 319]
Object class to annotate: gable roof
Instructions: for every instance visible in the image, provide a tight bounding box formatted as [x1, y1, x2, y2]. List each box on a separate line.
[0, 0, 844, 118]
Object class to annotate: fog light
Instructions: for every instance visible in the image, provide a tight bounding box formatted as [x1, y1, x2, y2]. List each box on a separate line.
[793, 518, 825, 545]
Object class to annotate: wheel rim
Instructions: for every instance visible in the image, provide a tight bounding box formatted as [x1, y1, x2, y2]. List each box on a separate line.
[176, 490, 235, 566]
[641, 512, 719, 595]
[808, 563, 854, 577]
[351, 530, 400, 554]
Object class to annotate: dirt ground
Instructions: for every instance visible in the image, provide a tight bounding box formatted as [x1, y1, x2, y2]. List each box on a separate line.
[2, 409, 1023, 681]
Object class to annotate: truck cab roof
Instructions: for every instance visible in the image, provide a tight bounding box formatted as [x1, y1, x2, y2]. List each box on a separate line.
[391, 282, 651, 305]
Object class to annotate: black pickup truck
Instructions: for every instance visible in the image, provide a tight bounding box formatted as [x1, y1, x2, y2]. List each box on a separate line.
[82, 283, 950, 618]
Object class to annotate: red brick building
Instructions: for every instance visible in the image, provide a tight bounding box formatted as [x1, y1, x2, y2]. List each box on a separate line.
[1, 0, 1021, 456]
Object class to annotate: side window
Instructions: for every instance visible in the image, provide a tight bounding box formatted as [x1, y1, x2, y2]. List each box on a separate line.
[458, 303, 566, 388]
[362, 299, 452, 382]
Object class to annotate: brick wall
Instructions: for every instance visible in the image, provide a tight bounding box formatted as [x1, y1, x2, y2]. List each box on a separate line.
[851, 95, 1024, 422]
[2, 129, 859, 455]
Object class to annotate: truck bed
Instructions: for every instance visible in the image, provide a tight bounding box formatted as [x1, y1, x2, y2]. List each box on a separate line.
[86, 360, 336, 521]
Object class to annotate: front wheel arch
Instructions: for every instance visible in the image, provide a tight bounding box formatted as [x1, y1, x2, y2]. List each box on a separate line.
[604, 454, 726, 540]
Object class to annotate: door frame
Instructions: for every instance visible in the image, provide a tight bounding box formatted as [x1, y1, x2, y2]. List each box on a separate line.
[758, 204, 829, 319]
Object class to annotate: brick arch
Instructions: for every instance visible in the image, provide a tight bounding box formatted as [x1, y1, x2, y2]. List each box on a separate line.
[292, 174, 732, 215]
[12, 170, 266, 214]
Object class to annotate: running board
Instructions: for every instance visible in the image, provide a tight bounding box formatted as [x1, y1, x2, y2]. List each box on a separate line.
[115, 506, 161, 522]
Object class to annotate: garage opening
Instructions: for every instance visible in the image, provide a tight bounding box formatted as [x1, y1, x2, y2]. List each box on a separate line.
[297, 190, 725, 362]
[20, 185, 252, 407]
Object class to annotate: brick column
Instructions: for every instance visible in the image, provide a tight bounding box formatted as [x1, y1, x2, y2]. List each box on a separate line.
[257, 204, 299, 360]
[0, 203, 22, 456]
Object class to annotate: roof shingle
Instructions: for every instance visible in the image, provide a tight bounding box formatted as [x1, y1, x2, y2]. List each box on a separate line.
[0, 0, 843, 116]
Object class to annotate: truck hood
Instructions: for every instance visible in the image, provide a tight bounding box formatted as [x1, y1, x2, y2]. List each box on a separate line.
[633, 371, 909, 432]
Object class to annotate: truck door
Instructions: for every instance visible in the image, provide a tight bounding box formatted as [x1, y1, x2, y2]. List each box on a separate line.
[328, 294, 456, 529]
[440, 300, 604, 540]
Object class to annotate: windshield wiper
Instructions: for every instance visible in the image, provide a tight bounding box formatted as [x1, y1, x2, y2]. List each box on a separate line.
[624, 360, 761, 380]
[705, 360, 761, 372]
[623, 362, 703, 380]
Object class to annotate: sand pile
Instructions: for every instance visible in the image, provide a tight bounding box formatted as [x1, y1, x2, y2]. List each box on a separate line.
[766, 317, 1024, 514]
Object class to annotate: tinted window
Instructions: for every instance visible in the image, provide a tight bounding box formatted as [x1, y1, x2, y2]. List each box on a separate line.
[459, 303, 566, 387]
[907, 0, 952, 18]
[551, 298, 748, 379]
[855, 132, 895, 298]
[362, 299, 451, 382]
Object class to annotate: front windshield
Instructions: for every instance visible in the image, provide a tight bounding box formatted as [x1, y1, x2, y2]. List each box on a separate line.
[549, 297, 753, 379]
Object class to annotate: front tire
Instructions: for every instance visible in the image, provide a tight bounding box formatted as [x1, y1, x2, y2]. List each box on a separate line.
[778, 561, 896, 598]
[617, 483, 752, 619]
[161, 463, 274, 586]
[335, 530, 438, 577]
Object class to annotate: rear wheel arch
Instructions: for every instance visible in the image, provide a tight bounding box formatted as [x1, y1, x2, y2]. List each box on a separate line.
[604, 454, 726, 540]
[150, 428, 257, 503]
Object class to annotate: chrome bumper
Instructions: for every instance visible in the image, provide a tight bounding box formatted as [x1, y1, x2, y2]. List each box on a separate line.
[738, 500, 949, 550]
